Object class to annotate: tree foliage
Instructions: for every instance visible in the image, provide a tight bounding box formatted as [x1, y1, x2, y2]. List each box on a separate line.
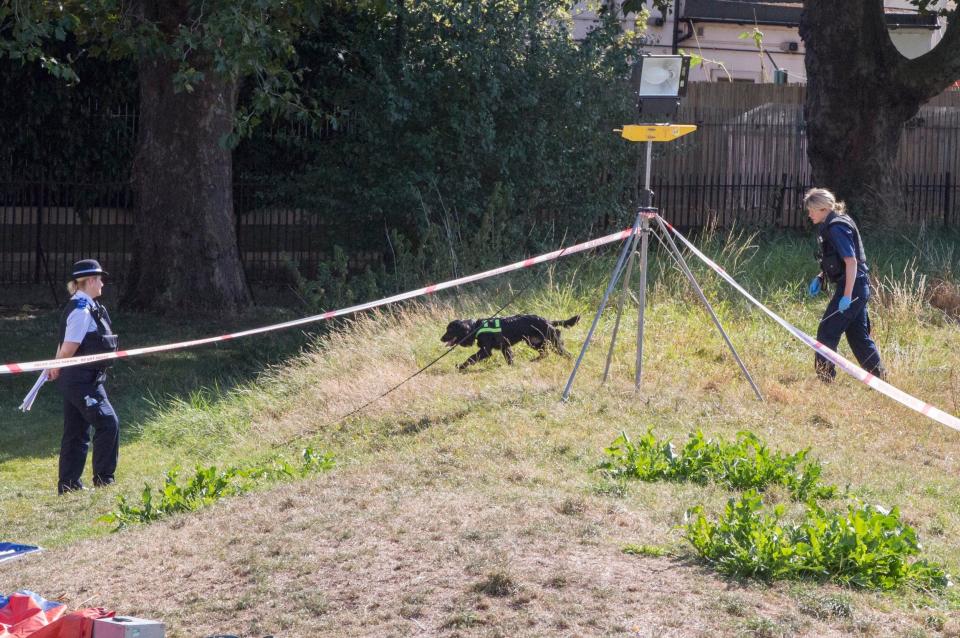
[0, 48, 136, 179]
[2, 0, 660, 306]
[1, 0, 330, 312]
[0, 0, 315, 125]
[242, 0, 649, 291]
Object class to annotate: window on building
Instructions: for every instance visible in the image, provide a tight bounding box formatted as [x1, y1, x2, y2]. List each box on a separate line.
[710, 69, 759, 83]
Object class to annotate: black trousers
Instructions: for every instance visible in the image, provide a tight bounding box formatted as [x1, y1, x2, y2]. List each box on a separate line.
[815, 276, 884, 381]
[57, 368, 119, 492]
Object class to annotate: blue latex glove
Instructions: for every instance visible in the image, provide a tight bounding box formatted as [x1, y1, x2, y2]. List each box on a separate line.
[808, 276, 822, 297]
[838, 295, 852, 313]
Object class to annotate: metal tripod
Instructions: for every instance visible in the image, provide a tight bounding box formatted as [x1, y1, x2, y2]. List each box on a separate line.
[561, 140, 763, 402]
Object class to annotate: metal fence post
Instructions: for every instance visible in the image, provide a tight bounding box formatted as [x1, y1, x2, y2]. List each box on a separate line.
[34, 177, 44, 283]
[945, 171, 952, 228]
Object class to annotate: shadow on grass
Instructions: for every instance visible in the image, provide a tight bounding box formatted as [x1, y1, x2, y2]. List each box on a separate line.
[0, 306, 324, 464]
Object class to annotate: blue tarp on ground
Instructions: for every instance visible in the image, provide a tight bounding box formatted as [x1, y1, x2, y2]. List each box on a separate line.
[0, 544, 41, 564]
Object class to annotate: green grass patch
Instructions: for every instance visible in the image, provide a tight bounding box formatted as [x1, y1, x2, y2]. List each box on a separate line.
[684, 490, 951, 591]
[471, 570, 519, 597]
[795, 590, 854, 620]
[597, 429, 837, 502]
[100, 448, 334, 530]
[621, 543, 669, 557]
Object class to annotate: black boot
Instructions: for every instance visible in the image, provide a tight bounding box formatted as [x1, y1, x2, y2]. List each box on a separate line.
[93, 475, 115, 487]
[57, 479, 87, 495]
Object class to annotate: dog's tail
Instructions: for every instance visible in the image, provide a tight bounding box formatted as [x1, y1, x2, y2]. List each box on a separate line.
[552, 315, 580, 328]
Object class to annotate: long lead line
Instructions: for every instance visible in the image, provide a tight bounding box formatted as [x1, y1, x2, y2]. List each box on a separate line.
[276, 231, 628, 447]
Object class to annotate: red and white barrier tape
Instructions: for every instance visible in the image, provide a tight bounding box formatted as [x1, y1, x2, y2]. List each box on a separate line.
[662, 218, 960, 432]
[1, 228, 635, 375]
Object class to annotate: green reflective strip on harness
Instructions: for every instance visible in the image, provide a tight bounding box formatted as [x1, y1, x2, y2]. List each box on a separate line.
[475, 319, 502, 336]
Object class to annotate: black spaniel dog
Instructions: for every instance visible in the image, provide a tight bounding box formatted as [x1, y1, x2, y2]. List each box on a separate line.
[441, 314, 580, 370]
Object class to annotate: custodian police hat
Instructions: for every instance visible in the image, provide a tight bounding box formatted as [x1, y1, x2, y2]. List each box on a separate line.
[68, 259, 109, 281]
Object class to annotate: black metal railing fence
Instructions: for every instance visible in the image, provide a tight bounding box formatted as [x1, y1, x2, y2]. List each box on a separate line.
[2, 172, 957, 286]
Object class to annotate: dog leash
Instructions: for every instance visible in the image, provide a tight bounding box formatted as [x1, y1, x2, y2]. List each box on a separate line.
[273, 231, 603, 448]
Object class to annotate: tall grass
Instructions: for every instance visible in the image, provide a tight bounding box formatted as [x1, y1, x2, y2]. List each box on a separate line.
[2, 228, 960, 636]
[1, 227, 958, 544]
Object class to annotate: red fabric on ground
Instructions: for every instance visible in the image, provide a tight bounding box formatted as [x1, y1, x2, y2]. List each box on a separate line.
[24, 609, 114, 638]
[0, 593, 65, 638]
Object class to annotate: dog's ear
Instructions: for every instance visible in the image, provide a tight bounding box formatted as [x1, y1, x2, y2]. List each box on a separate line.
[457, 320, 478, 345]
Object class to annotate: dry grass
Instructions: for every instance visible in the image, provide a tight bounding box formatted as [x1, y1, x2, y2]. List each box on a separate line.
[4, 462, 936, 638]
[3, 283, 960, 636]
[930, 278, 960, 319]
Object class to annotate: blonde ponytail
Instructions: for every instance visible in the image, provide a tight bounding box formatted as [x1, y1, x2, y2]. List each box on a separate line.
[66, 276, 92, 295]
[803, 187, 846, 215]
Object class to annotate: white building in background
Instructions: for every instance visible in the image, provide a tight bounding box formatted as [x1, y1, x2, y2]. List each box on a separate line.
[572, 0, 949, 84]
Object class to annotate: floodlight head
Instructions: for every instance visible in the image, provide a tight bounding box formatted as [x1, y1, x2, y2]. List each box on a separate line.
[630, 54, 691, 120]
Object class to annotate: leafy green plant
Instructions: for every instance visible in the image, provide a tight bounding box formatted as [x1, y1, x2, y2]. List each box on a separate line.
[100, 448, 334, 530]
[684, 491, 951, 591]
[597, 429, 836, 501]
[738, 26, 769, 83]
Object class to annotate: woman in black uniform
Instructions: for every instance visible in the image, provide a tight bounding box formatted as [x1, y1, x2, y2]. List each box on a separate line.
[47, 259, 120, 494]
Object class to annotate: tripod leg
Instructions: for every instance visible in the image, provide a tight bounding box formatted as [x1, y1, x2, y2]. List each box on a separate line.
[635, 219, 651, 389]
[652, 216, 764, 402]
[602, 233, 643, 384]
[562, 216, 639, 401]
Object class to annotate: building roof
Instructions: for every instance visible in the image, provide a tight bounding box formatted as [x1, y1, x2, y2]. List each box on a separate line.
[681, 0, 939, 29]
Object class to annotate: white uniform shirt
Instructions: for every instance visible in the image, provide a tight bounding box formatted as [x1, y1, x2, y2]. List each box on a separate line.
[62, 291, 99, 344]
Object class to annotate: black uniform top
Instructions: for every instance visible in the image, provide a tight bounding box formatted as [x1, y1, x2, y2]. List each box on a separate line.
[817, 212, 868, 283]
[58, 294, 118, 372]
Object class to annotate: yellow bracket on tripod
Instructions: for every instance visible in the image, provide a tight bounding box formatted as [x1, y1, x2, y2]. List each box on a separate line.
[615, 124, 697, 142]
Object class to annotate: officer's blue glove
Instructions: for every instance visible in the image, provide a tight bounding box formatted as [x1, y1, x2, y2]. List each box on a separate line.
[808, 276, 822, 297]
[838, 295, 852, 313]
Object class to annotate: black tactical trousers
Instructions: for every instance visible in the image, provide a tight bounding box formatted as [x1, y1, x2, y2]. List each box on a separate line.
[815, 276, 885, 382]
[57, 369, 119, 493]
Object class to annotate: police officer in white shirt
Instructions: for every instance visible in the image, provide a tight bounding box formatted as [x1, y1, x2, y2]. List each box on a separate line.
[47, 259, 120, 494]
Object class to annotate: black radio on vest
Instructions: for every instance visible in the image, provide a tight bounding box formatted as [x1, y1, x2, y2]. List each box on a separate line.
[816, 212, 867, 283]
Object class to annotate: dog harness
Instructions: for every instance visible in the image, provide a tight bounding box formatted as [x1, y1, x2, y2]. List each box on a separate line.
[475, 319, 502, 336]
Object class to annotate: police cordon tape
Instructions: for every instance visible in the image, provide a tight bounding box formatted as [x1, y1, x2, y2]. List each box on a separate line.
[660, 217, 960, 433]
[6, 221, 959, 433]
[0, 227, 635, 376]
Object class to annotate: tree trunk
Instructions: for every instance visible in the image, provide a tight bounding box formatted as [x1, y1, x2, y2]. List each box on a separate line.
[125, 56, 251, 313]
[800, 0, 960, 227]
[124, 3, 251, 313]
[800, 1, 914, 225]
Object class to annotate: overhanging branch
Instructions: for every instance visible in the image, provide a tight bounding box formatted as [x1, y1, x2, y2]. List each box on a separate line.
[900, 8, 960, 100]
